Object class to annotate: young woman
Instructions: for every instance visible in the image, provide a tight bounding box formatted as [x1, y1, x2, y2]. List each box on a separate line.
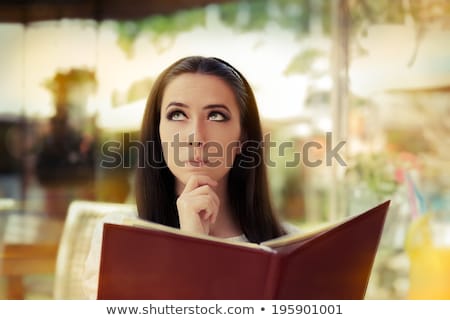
[136, 56, 288, 243]
[83, 56, 296, 299]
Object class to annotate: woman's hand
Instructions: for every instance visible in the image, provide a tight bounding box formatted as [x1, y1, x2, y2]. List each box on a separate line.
[176, 175, 220, 235]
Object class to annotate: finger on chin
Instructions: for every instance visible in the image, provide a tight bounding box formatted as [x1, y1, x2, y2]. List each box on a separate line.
[184, 174, 218, 192]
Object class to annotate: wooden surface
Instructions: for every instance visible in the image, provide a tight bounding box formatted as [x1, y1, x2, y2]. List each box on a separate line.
[1, 211, 63, 300]
[1, 243, 59, 299]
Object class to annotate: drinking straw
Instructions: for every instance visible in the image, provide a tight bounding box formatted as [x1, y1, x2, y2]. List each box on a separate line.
[405, 171, 422, 218]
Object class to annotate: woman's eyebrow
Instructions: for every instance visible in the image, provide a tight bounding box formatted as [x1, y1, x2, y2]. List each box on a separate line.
[203, 104, 231, 113]
[166, 101, 188, 109]
[166, 102, 231, 113]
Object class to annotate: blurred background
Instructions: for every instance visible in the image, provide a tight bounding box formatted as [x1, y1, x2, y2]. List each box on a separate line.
[0, 0, 449, 299]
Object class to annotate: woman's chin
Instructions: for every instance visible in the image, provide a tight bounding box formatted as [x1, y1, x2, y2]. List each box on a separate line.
[173, 168, 230, 187]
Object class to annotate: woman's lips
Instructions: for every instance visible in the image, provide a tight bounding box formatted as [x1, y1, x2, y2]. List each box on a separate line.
[185, 160, 208, 167]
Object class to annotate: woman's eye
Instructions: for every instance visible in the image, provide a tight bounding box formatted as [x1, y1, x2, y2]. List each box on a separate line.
[167, 110, 186, 121]
[208, 111, 228, 122]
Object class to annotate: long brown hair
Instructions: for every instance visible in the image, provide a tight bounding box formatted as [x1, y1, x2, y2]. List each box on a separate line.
[136, 56, 285, 243]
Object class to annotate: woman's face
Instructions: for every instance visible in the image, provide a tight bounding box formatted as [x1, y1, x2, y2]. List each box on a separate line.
[159, 73, 242, 187]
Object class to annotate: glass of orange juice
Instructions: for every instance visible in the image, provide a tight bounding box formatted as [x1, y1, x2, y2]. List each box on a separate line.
[405, 213, 450, 299]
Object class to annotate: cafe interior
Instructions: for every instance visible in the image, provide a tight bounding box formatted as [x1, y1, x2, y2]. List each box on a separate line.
[0, 0, 449, 299]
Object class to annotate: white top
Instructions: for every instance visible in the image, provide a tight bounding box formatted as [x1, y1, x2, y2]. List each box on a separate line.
[81, 216, 300, 299]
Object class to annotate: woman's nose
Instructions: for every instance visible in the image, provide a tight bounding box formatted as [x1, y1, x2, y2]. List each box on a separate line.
[188, 141, 202, 147]
[188, 120, 206, 146]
